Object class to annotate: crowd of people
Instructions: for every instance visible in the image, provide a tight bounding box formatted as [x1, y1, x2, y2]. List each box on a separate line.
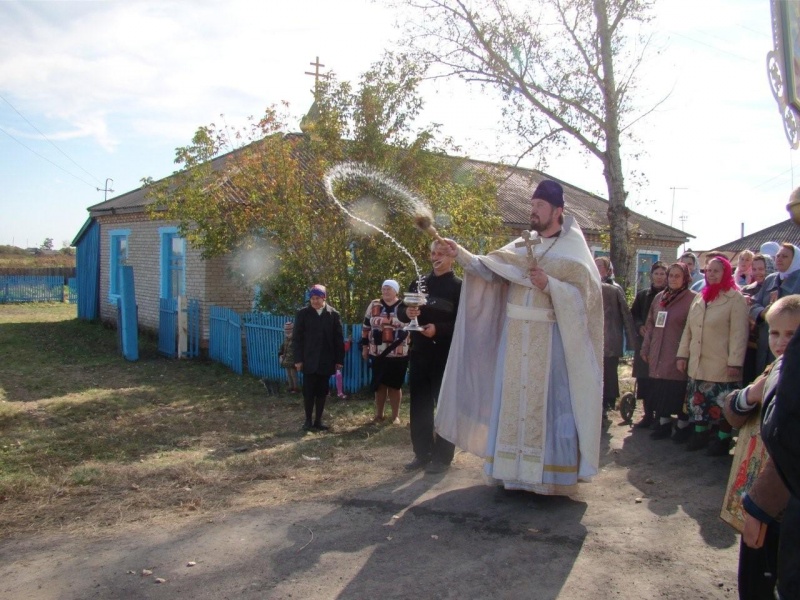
[279, 181, 800, 599]
[600, 239, 800, 600]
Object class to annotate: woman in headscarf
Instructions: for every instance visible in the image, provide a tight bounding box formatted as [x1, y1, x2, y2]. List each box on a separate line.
[748, 243, 800, 373]
[676, 257, 750, 455]
[360, 279, 409, 425]
[741, 253, 771, 385]
[640, 262, 696, 441]
[630, 261, 668, 428]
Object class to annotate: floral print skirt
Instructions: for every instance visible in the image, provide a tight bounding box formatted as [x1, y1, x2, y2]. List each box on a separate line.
[684, 378, 738, 424]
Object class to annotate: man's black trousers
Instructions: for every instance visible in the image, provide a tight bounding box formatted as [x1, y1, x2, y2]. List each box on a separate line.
[408, 352, 455, 464]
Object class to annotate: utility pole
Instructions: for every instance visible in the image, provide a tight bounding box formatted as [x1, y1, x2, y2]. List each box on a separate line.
[679, 211, 688, 254]
[669, 186, 688, 228]
[97, 178, 114, 202]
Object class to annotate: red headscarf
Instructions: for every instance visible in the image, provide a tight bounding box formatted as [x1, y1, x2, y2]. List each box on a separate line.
[660, 262, 691, 308]
[701, 257, 737, 304]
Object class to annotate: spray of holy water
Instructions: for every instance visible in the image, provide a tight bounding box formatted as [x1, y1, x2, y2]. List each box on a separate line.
[323, 162, 436, 292]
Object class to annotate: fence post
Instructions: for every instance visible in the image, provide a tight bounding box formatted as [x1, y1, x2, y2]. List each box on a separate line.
[177, 296, 188, 359]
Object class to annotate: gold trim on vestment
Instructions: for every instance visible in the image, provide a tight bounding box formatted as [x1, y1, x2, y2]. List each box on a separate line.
[543, 464, 579, 473]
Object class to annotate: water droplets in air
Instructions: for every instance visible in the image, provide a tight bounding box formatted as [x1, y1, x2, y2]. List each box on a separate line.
[323, 162, 436, 292]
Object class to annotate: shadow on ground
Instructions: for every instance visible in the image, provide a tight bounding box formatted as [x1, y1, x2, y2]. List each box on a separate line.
[0, 471, 588, 600]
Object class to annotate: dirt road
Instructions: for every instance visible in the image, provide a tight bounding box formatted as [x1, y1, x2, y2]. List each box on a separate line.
[0, 415, 739, 600]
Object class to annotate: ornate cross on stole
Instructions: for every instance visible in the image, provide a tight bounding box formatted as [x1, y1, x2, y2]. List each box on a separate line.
[515, 230, 542, 276]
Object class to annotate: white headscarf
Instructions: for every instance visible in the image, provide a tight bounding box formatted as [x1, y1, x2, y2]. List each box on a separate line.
[779, 244, 800, 279]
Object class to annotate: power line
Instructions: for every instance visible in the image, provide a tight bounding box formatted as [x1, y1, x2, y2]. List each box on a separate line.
[665, 31, 756, 62]
[0, 125, 97, 189]
[0, 93, 103, 186]
[750, 165, 795, 190]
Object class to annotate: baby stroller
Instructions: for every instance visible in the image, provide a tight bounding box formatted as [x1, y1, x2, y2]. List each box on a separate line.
[618, 388, 637, 424]
[618, 356, 638, 424]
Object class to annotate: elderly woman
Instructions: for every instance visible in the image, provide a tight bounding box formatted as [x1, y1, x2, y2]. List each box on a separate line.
[630, 261, 668, 428]
[748, 243, 800, 374]
[360, 279, 409, 425]
[641, 263, 696, 440]
[676, 257, 749, 455]
[741, 253, 770, 385]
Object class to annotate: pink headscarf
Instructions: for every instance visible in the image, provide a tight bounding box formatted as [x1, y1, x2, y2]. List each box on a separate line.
[701, 257, 737, 304]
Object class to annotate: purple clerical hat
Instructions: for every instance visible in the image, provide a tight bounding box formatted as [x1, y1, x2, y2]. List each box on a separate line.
[531, 180, 564, 208]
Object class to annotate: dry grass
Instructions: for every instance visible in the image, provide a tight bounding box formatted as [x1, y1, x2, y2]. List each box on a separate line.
[0, 304, 408, 537]
[0, 253, 75, 268]
[1, 304, 634, 538]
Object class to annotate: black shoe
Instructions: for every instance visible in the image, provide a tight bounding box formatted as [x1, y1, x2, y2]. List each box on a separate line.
[707, 436, 731, 457]
[404, 456, 430, 471]
[672, 425, 692, 443]
[302, 420, 313, 431]
[425, 461, 451, 474]
[685, 430, 710, 451]
[633, 415, 654, 429]
[313, 422, 330, 431]
[650, 422, 673, 440]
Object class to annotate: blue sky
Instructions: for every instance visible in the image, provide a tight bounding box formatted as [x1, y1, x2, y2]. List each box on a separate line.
[0, 0, 795, 251]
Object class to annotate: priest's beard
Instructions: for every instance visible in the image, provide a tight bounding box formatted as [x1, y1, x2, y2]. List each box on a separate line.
[530, 214, 555, 233]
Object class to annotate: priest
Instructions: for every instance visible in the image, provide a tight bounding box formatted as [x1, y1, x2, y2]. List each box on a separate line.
[436, 180, 603, 495]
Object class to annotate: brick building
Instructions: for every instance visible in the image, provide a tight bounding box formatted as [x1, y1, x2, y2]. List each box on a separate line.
[74, 137, 690, 339]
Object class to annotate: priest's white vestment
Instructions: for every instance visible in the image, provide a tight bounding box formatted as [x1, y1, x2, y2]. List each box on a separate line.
[435, 216, 603, 495]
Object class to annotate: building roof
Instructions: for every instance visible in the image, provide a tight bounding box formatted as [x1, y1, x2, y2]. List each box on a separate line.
[712, 218, 800, 252]
[85, 133, 691, 244]
[465, 161, 690, 241]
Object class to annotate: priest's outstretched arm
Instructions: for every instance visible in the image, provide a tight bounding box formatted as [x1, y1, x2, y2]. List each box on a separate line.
[438, 239, 494, 282]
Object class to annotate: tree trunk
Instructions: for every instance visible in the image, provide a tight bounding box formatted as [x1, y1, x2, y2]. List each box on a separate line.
[595, 0, 630, 289]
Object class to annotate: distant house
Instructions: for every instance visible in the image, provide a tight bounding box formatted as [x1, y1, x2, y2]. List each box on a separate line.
[74, 190, 254, 338]
[73, 134, 690, 340]
[710, 219, 800, 263]
[696, 218, 800, 269]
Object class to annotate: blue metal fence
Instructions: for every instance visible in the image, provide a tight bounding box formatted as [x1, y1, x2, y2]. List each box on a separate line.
[207, 306, 371, 391]
[159, 298, 202, 359]
[186, 299, 201, 358]
[75, 219, 99, 319]
[67, 277, 78, 303]
[341, 323, 370, 393]
[243, 312, 286, 379]
[0, 276, 64, 303]
[209, 305, 243, 374]
[240, 313, 369, 393]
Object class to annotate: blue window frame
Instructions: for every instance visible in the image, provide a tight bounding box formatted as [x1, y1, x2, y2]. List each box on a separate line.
[636, 252, 660, 293]
[159, 227, 186, 299]
[108, 229, 130, 303]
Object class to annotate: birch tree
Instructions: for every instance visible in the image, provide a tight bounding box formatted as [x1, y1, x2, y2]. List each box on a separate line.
[393, 0, 656, 286]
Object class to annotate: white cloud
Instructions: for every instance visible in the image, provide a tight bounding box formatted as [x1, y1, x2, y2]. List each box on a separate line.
[0, 0, 797, 252]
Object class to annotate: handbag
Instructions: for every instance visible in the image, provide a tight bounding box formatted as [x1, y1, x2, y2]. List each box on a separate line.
[720, 414, 769, 533]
